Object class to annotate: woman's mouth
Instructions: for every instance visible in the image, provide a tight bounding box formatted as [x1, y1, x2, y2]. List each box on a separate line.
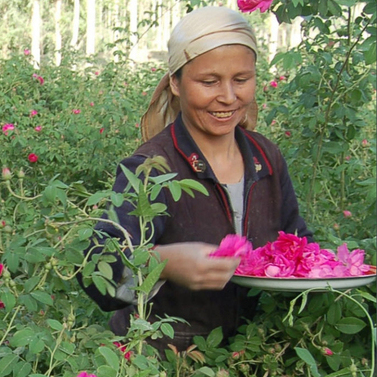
[210, 111, 235, 119]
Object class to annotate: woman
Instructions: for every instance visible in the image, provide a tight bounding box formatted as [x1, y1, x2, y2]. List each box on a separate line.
[78, 6, 313, 354]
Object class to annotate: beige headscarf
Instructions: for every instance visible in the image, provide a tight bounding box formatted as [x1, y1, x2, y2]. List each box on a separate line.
[141, 6, 259, 141]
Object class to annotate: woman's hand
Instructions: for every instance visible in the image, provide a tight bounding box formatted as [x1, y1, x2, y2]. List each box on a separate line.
[154, 242, 240, 290]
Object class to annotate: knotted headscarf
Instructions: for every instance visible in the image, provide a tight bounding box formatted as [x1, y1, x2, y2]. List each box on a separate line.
[141, 6, 259, 141]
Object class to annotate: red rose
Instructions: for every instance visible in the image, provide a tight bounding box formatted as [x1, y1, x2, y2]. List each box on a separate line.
[28, 153, 39, 163]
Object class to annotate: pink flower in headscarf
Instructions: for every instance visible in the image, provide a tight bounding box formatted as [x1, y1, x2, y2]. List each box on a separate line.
[237, 0, 273, 13]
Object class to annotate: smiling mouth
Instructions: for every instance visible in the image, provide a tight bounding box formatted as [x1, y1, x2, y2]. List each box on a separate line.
[210, 111, 235, 118]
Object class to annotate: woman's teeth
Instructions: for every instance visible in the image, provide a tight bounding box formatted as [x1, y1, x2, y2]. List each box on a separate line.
[211, 111, 234, 118]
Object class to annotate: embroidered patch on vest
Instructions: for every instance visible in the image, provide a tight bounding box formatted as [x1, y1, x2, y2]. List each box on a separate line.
[253, 156, 262, 172]
[189, 153, 206, 173]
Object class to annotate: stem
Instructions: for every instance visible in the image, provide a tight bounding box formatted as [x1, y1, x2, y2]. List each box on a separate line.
[45, 326, 66, 376]
[0, 306, 21, 346]
[3, 181, 41, 201]
[332, 289, 375, 377]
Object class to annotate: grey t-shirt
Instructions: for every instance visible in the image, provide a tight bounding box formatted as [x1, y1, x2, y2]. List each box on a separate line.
[222, 176, 244, 235]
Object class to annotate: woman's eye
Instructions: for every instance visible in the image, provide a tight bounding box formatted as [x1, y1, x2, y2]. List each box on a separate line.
[202, 80, 217, 85]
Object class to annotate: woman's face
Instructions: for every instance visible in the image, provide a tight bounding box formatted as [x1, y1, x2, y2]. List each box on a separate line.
[170, 44, 256, 139]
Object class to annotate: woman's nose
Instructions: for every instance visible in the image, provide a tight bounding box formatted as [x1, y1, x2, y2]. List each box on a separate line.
[217, 82, 237, 104]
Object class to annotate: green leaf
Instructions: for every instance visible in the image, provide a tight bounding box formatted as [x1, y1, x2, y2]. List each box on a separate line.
[111, 191, 124, 207]
[192, 367, 215, 376]
[150, 202, 167, 214]
[149, 172, 178, 184]
[47, 319, 64, 331]
[294, 347, 321, 377]
[24, 276, 40, 293]
[98, 346, 120, 370]
[19, 294, 38, 311]
[120, 164, 141, 193]
[30, 291, 54, 306]
[78, 227, 93, 240]
[92, 274, 108, 295]
[13, 361, 32, 377]
[327, 301, 342, 325]
[357, 290, 376, 303]
[96, 365, 118, 377]
[87, 190, 111, 206]
[98, 261, 113, 280]
[335, 317, 367, 334]
[206, 327, 223, 348]
[1, 291, 16, 311]
[137, 260, 167, 295]
[160, 323, 174, 339]
[179, 179, 209, 196]
[29, 336, 45, 354]
[364, 41, 376, 65]
[168, 180, 182, 201]
[0, 355, 18, 377]
[10, 328, 34, 347]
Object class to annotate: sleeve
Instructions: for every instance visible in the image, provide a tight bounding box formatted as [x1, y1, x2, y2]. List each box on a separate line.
[76, 154, 167, 312]
[279, 156, 314, 243]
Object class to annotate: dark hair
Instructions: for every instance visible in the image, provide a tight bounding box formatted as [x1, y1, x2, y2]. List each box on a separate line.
[173, 67, 183, 81]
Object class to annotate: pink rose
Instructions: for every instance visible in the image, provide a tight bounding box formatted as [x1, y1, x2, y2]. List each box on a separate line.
[24, 49, 30, 55]
[90, 102, 94, 107]
[32, 73, 44, 85]
[0, 264, 4, 276]
[237, 0, 273, 13]
[270, 80, 278, 88]
[35, 125, 42, 132]
[76, 372, 97, 377]
[30, 110, 38, 117]
[2, 123, 14, 135]
[99, 128, 104, 134]
[323, 347, 334, 356]
[2, 168, 12, 180]
[72, 109, 81, 114]
[343, 210, 352, 218]
[28, 153, 39, 163]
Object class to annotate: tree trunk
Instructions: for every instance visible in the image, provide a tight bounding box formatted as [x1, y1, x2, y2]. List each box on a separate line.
[128, 0, 138, 61]
[55, 0, 62, 66]
[86, 0, 96, 56]
[31, 0, 41, 68]
[71, 0, 80, 48]
[268, 12, 279, 72]
[113, 0, 120, 62]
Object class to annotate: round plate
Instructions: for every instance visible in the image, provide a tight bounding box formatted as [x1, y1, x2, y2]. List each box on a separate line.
[231, 273, 377, 292]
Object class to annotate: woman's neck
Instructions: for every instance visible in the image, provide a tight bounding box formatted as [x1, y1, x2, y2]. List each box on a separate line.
[191, 132, 244, 184]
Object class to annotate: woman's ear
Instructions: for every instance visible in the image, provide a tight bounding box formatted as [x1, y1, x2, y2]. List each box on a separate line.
[170, 75, 180, 97]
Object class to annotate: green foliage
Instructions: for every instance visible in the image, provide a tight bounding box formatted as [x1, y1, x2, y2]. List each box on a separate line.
[0, 1, 376, 376]
[257, 0, 376, 246]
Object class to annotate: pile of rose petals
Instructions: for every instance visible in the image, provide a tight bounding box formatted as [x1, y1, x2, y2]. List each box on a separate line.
[210, 232, 374, 278]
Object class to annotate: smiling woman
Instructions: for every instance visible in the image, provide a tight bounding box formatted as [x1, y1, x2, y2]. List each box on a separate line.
[77, 5, 313, 356]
